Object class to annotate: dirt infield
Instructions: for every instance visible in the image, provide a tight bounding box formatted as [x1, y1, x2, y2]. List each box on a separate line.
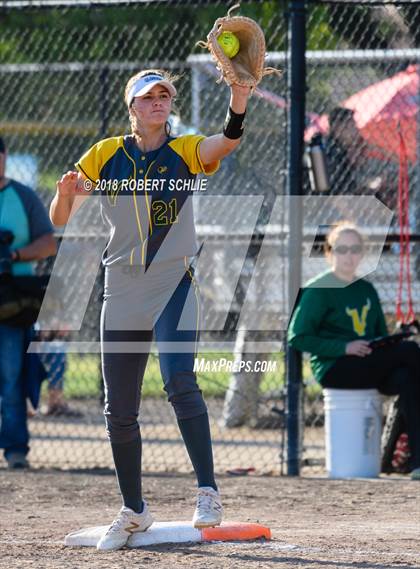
[1, 470, 419, 569]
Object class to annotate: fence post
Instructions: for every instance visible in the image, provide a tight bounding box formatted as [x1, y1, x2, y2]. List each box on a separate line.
[99, 66, 110, 139]
[286, 0, 306, 476]
[191, 66, 201, 131]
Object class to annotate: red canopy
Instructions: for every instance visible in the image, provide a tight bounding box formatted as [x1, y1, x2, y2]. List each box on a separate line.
[343, 64, 419, 163]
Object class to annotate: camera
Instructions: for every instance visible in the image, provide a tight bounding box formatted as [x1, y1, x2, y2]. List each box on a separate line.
[0, 229, 14, 276]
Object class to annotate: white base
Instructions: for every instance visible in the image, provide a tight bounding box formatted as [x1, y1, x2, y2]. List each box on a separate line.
[65, 521, 202, 547]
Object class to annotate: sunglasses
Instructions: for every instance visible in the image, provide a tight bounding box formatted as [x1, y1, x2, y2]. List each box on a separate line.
[332, 244, 363, 255]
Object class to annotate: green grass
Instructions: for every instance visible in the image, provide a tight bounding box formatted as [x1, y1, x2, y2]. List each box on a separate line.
[56, 352, 318, 400]
[63, 354, 102, 398]
[39, 169, 64, 193]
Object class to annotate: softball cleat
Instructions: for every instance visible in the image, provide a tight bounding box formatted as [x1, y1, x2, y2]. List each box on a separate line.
[192, 486, 223, 528]
[96, 502, 153, 551]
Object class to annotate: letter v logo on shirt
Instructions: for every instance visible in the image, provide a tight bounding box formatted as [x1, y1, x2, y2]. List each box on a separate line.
[345, 297, 371, 336]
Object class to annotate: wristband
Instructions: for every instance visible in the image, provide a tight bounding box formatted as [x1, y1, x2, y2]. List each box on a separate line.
[13, 249, 21, 262]
[223, 106, 246, 140]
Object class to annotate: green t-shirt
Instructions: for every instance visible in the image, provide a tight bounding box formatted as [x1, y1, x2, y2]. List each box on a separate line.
[287, 270, 388, 382]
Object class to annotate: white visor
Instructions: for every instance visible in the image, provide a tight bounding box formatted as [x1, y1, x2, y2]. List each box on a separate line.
[127, 74, 177, 107]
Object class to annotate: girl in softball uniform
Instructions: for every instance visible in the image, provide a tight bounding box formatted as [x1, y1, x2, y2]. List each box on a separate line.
[51, 69, 251, 551]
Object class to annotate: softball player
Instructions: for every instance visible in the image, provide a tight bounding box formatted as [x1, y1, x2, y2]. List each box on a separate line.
[50, 69, 250, 551]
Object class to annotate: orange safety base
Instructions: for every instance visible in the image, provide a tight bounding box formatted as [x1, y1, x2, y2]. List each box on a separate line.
[201, 522, 271, 542]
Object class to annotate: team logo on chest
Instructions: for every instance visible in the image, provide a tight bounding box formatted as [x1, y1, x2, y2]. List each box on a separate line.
[345, 298, 371, 336]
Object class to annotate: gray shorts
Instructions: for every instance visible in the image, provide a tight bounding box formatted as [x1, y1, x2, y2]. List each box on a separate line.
[102, 256, 199, 332]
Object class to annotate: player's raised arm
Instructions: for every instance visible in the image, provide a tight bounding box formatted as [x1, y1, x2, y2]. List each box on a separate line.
[196, 7, 280, 169]
[50, 171, 91, 226]
[198, 83, 251, 166]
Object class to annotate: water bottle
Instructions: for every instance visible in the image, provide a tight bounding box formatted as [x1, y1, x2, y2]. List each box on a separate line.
[306, 134, 330, 193]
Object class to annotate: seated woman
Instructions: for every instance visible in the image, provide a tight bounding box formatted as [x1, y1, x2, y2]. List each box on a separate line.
[287, 221, 420, 480]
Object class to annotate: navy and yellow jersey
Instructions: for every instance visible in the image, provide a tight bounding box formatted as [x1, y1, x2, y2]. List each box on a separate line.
[75, 134, 219, 267]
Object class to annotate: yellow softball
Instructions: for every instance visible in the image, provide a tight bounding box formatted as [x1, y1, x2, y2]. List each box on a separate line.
[217, 31, 240, 59]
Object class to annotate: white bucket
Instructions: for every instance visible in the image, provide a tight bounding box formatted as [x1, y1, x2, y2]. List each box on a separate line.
[323, 388, 383, 478]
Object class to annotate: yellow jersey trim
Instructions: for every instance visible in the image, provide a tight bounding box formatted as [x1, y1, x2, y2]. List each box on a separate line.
[75, 136, 125, 183]
[169, 134, 220, 176]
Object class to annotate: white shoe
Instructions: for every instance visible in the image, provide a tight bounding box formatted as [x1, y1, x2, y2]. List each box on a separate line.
[192, 486, 223, 529]
[96, 502, 153, 551]
[411, 467, 420, 480]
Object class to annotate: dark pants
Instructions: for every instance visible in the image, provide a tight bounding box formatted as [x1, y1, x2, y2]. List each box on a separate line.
[321, 341, 420, 469]
[0, 324, 29, 459]
[100, 268, 207, 444]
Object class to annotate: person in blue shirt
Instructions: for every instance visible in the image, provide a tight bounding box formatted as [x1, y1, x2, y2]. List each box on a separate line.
[0, 136, 57, 469]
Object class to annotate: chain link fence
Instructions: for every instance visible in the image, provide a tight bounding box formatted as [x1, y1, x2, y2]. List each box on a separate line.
[0, 0, 419, 475]
[302, 1, 420, 473]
